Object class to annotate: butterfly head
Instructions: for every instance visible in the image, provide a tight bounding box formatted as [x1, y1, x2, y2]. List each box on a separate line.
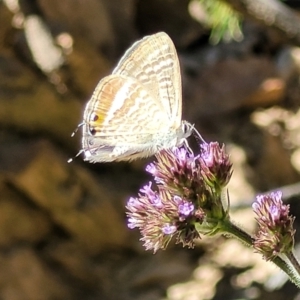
[176, 121, 193, 145]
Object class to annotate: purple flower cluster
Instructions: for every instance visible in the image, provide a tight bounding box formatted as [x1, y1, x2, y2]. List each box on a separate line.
[252, 191, 295, 260]
[126, 142, 233, 252]
[200, 142, 233, 189]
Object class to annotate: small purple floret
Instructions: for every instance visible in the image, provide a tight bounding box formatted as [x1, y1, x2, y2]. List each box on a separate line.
[162, 224, 177, 235]
[178, 201, 194, 216]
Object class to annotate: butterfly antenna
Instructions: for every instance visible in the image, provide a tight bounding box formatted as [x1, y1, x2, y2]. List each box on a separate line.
[69, 122, 85, 163]
[71, 122, 84, 137]
[68, 149, 84, 163]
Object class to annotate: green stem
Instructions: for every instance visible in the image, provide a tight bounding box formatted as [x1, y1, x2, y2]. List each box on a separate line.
[221, 218, 254, 246]
[285, 251, 300, 288]
[221, 218, 300, 287]
[287, 251, 300, 274]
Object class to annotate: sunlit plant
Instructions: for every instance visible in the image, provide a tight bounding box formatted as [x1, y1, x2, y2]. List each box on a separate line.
[126, 141, 300, 288]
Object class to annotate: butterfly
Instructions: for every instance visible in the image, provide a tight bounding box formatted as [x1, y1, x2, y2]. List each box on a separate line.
[80, 32, 193, 162]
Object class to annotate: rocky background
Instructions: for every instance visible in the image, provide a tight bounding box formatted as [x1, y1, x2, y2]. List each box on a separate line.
[1, 0, 300, 299]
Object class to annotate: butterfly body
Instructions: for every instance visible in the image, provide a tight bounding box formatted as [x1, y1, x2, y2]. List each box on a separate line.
[81, 32, 192, 162]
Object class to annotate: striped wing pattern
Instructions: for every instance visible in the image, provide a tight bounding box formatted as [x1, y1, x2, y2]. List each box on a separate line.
[81, 32, 186, 162]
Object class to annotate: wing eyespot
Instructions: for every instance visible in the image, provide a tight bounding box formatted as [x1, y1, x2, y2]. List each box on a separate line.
[89, 127, 97, 136]
[90, 112, 99, 122]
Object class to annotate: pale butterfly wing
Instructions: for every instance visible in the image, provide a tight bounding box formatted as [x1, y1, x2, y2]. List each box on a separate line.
[113, 32, 182, 129]
[82, 74, 181, 162]
[81, 32, 191, 162]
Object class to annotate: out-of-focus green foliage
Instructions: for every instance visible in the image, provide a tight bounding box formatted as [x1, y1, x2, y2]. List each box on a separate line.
[198, 0, 243, 44]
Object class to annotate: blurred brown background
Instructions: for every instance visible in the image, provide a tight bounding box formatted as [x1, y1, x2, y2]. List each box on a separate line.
[1, 0, 300, 299]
